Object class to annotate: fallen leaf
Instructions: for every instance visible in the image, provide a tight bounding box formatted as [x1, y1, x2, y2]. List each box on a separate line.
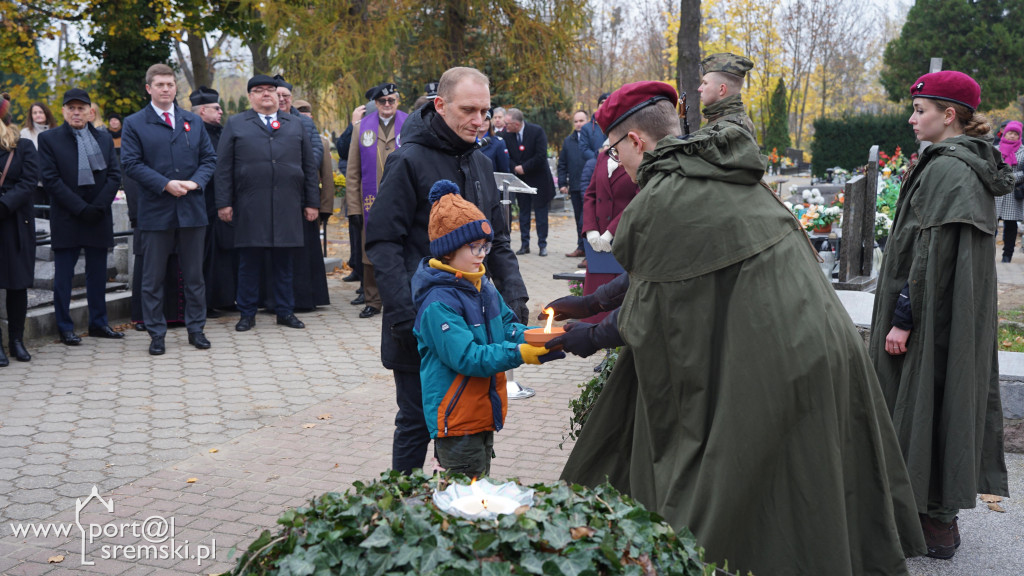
[980, 494, 1003, 503]
[48, 555, 64, 563]
[186, 478, 197, 483]
[988, 502, 1005, 513]
[302, 423, 316, 429]
[514, 505, 530, 515]
[317, 413, 332, 420]
[333, 463, 339, 468]
[570, 526, 596, 540]
[209, 448, 219, 453]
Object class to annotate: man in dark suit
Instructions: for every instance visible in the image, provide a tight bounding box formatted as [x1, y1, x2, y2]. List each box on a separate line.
[215, 74, 319, 333]
[38, 88, 124, 346]
[558, 110, 594, 258]
[121, 63, 217, 356]
[500, 107, 555, 256]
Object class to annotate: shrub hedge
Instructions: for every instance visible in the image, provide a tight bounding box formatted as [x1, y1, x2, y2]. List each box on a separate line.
[810, 113, 918, 178]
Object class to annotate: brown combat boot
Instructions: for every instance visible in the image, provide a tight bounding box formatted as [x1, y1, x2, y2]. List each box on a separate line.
[920, 514, 956, 559]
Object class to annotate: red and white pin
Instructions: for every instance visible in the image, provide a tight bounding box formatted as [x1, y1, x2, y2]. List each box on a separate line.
[183, 121, 191, 132]
[271, 120, 281, 130]
[519, 145, 525, 152]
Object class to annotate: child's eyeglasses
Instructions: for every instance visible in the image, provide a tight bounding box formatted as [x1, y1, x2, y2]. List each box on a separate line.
[469, 241, 492, 256]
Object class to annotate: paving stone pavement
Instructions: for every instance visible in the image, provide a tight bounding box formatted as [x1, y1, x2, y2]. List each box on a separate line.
[1, 212, 1021, 575]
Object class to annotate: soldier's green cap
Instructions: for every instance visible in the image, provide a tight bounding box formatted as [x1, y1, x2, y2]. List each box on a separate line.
[700, 53, 754, 78]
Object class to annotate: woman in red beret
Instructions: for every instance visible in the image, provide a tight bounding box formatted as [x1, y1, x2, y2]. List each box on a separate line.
[869, 70, 1011, 560]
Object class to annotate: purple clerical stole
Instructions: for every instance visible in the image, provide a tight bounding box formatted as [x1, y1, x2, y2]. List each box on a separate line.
[358, 110, 407, 220]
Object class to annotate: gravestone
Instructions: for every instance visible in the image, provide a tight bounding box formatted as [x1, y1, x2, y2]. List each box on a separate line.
[835, 145, 878, 291]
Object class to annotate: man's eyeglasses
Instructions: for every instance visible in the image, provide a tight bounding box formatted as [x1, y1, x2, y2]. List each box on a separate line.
[607, 132, 629, 162]
[468, 241, 492, 256]
[250, 87, 276, 94]
[376, 97, 398, 105]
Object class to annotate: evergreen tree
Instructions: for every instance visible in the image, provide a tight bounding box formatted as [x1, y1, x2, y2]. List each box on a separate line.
[765, 79, 790, 156]
[881, 0, 1024, 111]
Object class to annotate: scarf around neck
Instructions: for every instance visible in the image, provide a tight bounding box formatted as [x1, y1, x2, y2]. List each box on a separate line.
[73, 126, 106, 186]
[999, 121, 1022, 166]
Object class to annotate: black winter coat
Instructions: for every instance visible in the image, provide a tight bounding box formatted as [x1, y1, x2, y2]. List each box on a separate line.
[0, 139, 38, 290]
[366, 104, 528, 371]
[214, 109, 318, 248]
[557, 130, 591, 192]
[38, 123, 121, 250]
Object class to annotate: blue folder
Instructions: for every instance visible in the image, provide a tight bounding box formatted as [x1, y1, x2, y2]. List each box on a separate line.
[584, 242, 625, 275]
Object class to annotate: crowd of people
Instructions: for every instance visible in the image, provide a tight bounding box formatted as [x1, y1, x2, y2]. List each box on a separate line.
[0, 56, 1012, 575]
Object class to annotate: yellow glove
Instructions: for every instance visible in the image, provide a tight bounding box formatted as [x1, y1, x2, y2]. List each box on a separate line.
[519, 344, 565, 365]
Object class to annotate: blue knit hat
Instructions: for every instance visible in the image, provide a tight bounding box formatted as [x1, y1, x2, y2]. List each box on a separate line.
[428, 180, 493, 258]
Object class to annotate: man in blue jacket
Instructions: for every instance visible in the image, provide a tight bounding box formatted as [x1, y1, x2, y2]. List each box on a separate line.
[121, 63, 217, 356]
[557, 110, 593, 258]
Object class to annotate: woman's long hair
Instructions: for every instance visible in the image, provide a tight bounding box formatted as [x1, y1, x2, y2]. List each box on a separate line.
[22, 101, 57, 133]
[0, 93, 19, 152]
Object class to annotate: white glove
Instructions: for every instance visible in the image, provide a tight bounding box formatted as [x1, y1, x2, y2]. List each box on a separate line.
[586, 230, 601, 251]
[599, 230, 614, 251]
[587, 230, 612, 252]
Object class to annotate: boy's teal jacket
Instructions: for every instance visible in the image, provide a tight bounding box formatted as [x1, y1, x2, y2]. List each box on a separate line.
[412, 258, 527, 439]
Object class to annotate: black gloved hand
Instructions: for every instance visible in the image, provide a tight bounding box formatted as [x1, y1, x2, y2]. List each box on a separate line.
[129, 218, 138, 229]
[508, 298, 530, 325]
[349, 214, 364, 229]
[80, 205, 104, 224]
[546, 322, 602, 358]
[539, 294, 598, 321]
[0, 203, 10, 220]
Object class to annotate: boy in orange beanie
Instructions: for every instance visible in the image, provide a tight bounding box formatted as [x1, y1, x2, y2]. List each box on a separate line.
[412, 180, 563, 476]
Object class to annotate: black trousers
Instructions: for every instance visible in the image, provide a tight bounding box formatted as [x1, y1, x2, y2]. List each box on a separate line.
[569, 189, 584, 251]
[3, 289, 27, 341]
[517, 193, 549, 248]
[53, 246, 109, 333]
[347, 215, 363, 281]
[140, 227, 206, 337]
[1003, 219, 1018, 258]
[392, 369, 431, 474]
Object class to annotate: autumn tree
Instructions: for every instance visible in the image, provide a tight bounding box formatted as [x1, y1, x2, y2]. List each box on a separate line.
[0, 2, 53, 119]
[881, 0, 1024, 111]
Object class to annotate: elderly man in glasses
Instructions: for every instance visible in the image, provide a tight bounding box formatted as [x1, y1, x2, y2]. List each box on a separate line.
[347, 82, 408, 319]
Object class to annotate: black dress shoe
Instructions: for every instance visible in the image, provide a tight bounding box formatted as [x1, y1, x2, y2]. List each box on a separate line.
[10, 339, 30, 362]
[188, 332, 211, 349]
[133, 322, 147, 332]
[235, 315, 256, 332]
[59, 331, 82, 346]
[342, 272, 359, 282]
[351, 293, 365, 305]
[206, 309, 223, 318]
[516, 245, 530, 255]
[1002, 254, 1012, 263]
[538, 247, 548, 257]
[276, 314, 305, 329]
[88, 325, 125, 339]
[149, 336, 165, 356]
[0, 347, 8, 367]
[359, 306, 381, 318]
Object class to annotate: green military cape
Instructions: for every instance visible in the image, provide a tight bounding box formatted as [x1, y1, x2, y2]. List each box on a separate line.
[869, 135, 1011, 515]
[561, 124, 926, 575]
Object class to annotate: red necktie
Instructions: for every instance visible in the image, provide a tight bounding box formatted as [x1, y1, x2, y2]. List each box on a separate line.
[163, 112, 172, 127]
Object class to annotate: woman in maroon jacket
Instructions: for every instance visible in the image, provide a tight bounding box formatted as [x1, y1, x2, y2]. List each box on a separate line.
[580, 148, 638, 322]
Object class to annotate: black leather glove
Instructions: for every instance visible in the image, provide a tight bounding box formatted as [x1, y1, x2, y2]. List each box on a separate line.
[508, 298, 530, 325]
[129, 218, 138, 229]
[0, 203, 10, 220]
[540, 294, 598, 321]
[546, 322, 601, 358]
[80, 205, 104, 224]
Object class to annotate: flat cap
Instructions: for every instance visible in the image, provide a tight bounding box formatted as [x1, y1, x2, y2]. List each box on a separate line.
[62, 88, 92, 106]
[366, 83, 398, 101]
[700, 53, 754, 78]
[293, 99, 312, 113]
[248, 75, 279, 92]
[909, 70, 981, 111]
[189, 85, 219, 106]
[594, 81, 678, 134]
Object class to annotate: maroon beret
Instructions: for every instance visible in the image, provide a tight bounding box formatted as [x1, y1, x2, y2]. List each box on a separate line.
[595, 81, 678, 134]
[909, 70, 981, 111]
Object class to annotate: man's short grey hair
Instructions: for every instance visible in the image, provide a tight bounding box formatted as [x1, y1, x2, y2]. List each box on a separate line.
[437, 67, 489, 100]
[506, 108, 524, 123]
[707, 71, 743, 95]
[493, 106, 506, 116]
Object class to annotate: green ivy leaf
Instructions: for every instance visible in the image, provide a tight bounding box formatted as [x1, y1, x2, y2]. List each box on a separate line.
[359, 523, 394, 548]
[480, 560, 514, 576]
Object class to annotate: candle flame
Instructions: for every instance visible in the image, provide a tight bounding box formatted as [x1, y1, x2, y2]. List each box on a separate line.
[543, 307, 554, 333]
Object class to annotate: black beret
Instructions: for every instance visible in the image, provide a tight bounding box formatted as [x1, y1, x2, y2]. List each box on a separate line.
[365, 83, 399, 101]
[272, 74, 293, 91]
[248, 75, 279, 92]
[189, 85, 219, 106]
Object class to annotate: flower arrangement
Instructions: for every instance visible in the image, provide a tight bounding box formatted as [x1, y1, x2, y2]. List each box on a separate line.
[568, 279, 583, 297]
[768, 147, 780, 167]
[876, 146, 907, 218]
[875, 212, 892, 241]
[786, 188, 841, 232]
[333, 172, 346, 198]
